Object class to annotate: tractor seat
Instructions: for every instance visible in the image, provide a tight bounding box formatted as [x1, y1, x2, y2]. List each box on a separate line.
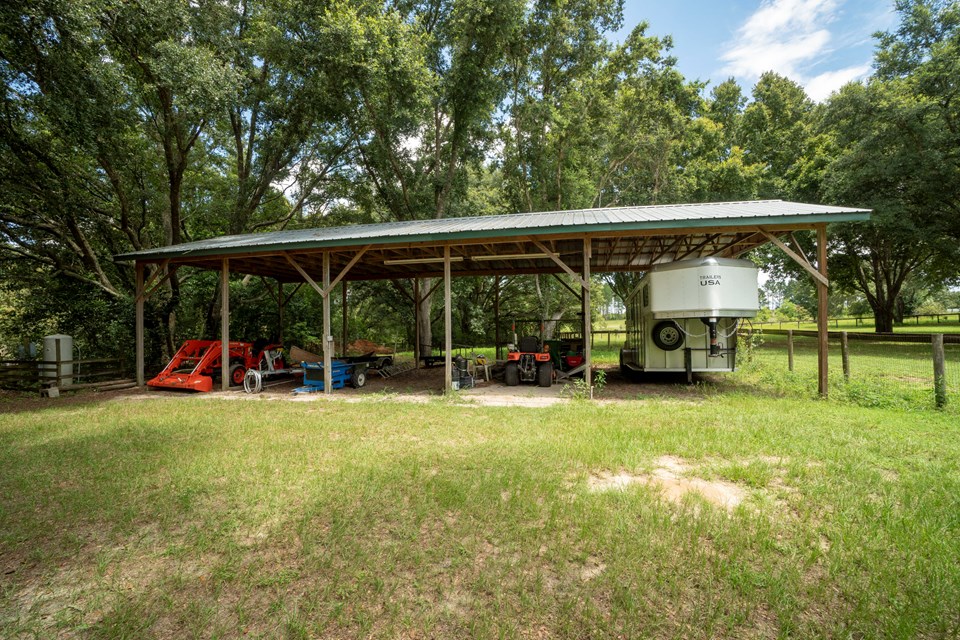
[518, 336, 540, 353]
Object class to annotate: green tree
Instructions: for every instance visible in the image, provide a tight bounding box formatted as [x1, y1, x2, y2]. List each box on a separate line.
[817, 78, 959, 330]
[501, 2, 698, 212]
[740, 72, 814, 198]
[758, 1, 960, 333]
[345, 0, 524, 354]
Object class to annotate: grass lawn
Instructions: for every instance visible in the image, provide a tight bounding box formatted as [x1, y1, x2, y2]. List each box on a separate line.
[1, 390, 958, 638]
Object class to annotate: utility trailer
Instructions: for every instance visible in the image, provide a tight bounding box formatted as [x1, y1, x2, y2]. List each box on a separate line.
[294, 360, 369, 393]
[342, 352, 394, 370]
[620, 257, 759, 380]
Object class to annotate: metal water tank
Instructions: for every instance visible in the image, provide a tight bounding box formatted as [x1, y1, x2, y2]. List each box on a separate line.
[42, 334, 73, 387]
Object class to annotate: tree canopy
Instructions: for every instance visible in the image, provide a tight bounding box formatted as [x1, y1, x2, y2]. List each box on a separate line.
[1, 0, 958, 359]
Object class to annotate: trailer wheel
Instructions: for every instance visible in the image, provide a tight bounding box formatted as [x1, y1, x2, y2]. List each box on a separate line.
[537, 361, 553, 387]
[505, 362, 519, 386]
[652, 321, 683, 351]
[350, 369, 366, 388]
[229, 364, 246, 386]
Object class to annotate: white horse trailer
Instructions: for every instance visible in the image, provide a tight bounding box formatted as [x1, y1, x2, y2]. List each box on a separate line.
[619, 257, 759, 378]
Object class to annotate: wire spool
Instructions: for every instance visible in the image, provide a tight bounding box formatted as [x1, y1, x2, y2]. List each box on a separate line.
[243, 368, 263, 394]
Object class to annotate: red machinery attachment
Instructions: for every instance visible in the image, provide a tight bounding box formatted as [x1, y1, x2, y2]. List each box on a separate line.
[148, 340, 272, 392]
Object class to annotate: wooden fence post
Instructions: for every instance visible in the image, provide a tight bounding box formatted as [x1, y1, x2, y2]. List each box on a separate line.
[841, 331, 850, 381]
[932, 333, 946, 409]
[787, 329, 794, 372]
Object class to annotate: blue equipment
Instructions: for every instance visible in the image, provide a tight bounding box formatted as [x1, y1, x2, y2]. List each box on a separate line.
[294, 360, 368, 393]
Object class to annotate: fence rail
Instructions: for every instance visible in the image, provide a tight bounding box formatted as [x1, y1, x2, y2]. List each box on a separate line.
[754, 312, 960, 330]
[556, 330, 625, 347]
[0, 358, 133, 393]
[761, 329, 960, 344]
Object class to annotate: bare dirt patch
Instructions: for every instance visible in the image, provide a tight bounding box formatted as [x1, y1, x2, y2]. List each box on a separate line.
[588, 455, 746, 511]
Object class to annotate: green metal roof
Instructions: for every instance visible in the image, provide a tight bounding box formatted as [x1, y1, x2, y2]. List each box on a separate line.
[115, 200, 870, 262]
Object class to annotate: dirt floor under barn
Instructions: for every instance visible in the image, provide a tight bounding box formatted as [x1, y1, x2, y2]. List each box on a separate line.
[1, 363, 727, 413]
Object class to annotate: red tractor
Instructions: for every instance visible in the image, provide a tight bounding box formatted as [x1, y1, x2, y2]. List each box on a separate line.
[505, 335, 553, 387]
[148, 339, 284, 392]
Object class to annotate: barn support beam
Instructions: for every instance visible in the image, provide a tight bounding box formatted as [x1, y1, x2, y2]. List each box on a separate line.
[135, 262, 145, 387]
[758, 228, 828, 287]
[221, 258, 230, 391]
[277, 280, 284, 345]
[529, 237, 590, 289]
[341, 281, 348, 355]
[444, 245, 453, 393]
[551, 272, 582, 301]
[494, 275, 501, 361]
[283, 249, 368, 393]
[582, 238, 592, 386]
[323, 252, 332, 394]
[817, 224, 829, 397]
[414, 279, 421, 369]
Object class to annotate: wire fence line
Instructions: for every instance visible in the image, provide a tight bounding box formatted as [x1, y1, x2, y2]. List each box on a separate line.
[753, 312, 960, 330]
[741, 329, 958, 412]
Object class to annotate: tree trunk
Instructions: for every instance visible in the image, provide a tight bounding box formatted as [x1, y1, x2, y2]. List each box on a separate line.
[541, 311, 564, 340]
[894, 297, 905, 324]
[872, 301, 896, 333]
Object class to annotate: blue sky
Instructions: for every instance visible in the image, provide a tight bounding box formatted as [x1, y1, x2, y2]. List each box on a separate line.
[616, 0, 899, 102]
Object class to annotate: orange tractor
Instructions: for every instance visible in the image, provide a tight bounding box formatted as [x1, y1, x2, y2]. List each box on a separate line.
[505, 335, 553, 387]
[148, 339, 284, 392]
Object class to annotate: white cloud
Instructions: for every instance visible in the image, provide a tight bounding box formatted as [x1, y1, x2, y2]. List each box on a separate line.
[803, 62, 871, 101]
[720, 0, 839, 78]
[719, 0, 878, 101]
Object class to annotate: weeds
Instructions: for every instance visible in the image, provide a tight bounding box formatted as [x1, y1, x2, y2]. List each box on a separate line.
[562, 369, 606, 399]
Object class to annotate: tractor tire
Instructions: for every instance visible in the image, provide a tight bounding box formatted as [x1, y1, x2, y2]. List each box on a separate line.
[350, 369, 367, 388]
[537, 361, 553, 387]
[652, 320, 683, 351]
[505, 362, 520, 386]
[229, 364, 246, 387]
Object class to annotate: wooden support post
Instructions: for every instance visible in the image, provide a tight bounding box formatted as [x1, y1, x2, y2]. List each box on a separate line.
[277, 279, 284, 346]
[841, 331, 850, 381]
[933, 333, 947, 409]
[341, 281, 348, 355]
[323, 252, 332, 394]
[816, 224, 829, 397]
[493, 276, 501, 361]
[221, 259, 230, 391]
[414, 279, 421, 369]
[444, 246, 452, 393]
[136, 262, 145, 387]
[583, 238, 592, 386]
[787, 329, 794, 372]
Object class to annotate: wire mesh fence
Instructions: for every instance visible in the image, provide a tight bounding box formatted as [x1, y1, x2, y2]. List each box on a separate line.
[738, 329, 959, 412]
